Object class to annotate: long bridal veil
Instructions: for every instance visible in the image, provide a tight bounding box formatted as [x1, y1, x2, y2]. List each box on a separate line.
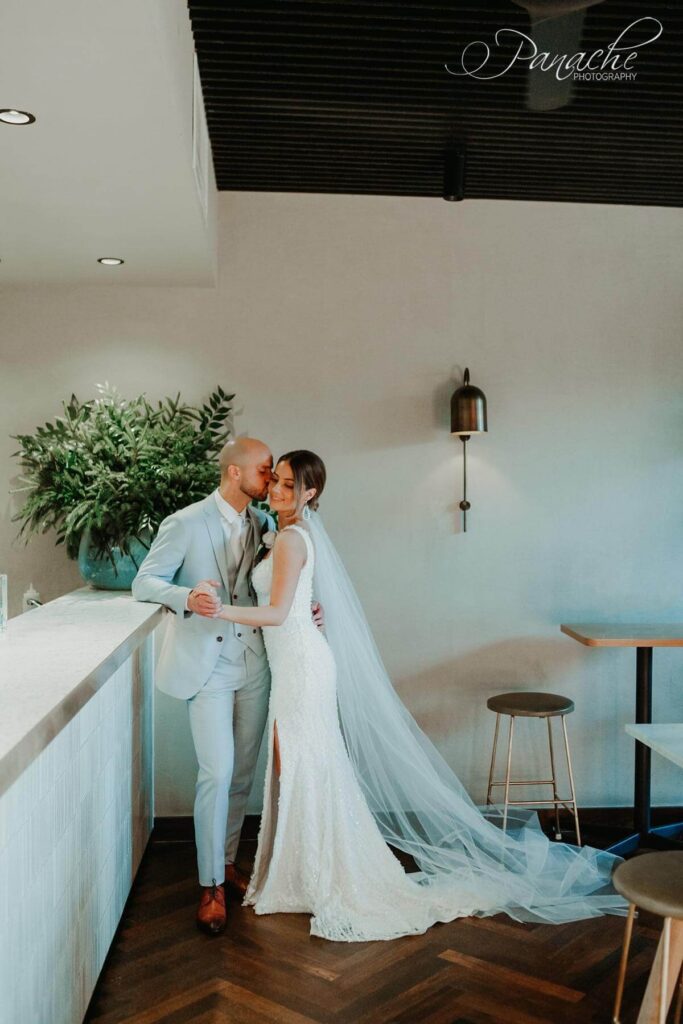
[308, 512, 626, 924]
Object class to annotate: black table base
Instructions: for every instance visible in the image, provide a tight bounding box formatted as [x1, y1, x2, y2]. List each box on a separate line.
[606, 646, 683, 856]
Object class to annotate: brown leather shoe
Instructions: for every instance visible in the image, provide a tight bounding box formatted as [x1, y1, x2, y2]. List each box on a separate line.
[224, 862, 250, 898]
[196, 880, 226, 935]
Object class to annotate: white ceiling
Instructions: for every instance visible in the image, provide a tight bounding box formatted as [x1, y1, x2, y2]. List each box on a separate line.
[0, 0, 216, 286]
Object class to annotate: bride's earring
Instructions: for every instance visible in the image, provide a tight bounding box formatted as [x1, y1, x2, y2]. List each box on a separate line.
[303, 504, 312, 521]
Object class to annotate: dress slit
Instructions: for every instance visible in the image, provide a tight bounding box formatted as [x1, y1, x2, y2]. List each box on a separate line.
[273, 719, 281, 778]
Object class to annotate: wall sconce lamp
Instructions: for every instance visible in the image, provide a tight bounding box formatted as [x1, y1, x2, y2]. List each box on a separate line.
[450, 368, 488, 532]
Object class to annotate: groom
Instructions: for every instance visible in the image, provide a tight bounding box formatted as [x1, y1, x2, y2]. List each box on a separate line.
[133, 437, 307, 935]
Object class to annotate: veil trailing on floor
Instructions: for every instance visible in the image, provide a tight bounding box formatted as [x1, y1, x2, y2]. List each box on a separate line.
[308, 512, 626, 924]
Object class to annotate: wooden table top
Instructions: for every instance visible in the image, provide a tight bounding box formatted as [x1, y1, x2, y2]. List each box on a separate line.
[625, 724, 683, 770]
[561, 624, 683, 647]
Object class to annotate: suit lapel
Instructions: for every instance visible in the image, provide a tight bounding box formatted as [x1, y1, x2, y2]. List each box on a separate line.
[202, 498, 231, 595]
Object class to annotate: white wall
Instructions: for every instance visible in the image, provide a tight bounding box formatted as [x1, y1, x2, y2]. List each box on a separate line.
[1, 193, 682, 810]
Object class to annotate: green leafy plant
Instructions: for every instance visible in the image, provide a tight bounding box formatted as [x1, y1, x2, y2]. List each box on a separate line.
[12, 383, 234, 562]
[252, 498, 275, 519]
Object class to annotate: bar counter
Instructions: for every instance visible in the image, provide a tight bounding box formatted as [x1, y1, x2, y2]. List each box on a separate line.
[0, 588, 163, 1024]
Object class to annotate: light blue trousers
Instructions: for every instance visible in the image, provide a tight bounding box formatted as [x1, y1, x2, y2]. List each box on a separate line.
[187, 648, 271, 887]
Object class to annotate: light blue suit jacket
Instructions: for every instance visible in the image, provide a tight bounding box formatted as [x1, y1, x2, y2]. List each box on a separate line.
[131, 494, 274, 699]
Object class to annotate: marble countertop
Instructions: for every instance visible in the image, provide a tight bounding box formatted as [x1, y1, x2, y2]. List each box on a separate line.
[625, 724, 683, 771]
[0, 588, 163, 796]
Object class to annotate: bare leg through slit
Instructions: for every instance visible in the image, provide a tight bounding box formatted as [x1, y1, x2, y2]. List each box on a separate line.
[273, 720, 281, 778]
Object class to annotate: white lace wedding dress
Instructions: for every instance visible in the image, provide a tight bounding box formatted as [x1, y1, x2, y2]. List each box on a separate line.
[246, 525, 488, 940]
[245, 524, 624, 942]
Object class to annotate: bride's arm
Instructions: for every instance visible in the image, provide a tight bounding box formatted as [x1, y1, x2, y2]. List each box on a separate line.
[217, 530, 306, 627]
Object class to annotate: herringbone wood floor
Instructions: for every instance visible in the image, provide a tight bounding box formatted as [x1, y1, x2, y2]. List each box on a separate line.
[85, 837, 661, 1024]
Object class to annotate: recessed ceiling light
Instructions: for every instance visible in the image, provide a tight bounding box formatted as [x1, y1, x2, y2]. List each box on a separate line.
[97, 257, 125, 266]
[0, 109, 36, 125]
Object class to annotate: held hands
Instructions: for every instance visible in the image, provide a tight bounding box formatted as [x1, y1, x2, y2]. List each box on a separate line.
[312, 601, 324, 632]
[190, 587, 323, 628]
[188, 580, 223, 618]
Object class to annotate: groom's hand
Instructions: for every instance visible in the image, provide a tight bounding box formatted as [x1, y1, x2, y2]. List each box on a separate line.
[311, 601, 324, 631]
[188, 580, 222, 618]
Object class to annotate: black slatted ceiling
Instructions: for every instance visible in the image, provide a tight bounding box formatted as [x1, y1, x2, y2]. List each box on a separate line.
[188, 1, 683, 206]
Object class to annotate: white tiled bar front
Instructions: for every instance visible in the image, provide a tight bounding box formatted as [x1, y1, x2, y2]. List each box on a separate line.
[0, 590, 162, 1024]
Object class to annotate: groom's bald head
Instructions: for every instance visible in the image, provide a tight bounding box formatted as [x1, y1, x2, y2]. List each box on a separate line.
[218, 437, 273, 504]
[219, 437, 272, 476]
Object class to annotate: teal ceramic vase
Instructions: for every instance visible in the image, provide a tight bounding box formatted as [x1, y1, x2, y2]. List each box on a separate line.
[77, 530, 150, 590]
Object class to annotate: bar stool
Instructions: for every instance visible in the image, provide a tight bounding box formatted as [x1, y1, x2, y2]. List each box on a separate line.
[612, 852, 683, 1024]
[485, 691, 581, 845]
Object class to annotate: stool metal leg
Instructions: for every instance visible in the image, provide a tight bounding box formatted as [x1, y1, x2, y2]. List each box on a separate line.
[486, 713, 501, 806]
[502, 715, 515, 835]
[546, 717, 562, 841]
[561, 714, 582, 847]
[613, 902, 637, 1024]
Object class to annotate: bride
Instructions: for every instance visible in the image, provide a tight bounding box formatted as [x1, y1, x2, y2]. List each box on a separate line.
[211, 449, 625, 942]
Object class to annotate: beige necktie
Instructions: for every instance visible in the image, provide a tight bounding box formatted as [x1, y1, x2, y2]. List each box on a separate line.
[230, 515, 245, 565]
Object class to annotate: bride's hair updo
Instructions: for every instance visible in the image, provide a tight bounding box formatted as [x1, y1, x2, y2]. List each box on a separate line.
[277, 450, 326, 511]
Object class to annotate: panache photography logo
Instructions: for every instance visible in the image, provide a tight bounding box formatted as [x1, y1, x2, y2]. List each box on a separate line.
[444, 16, 663, 85]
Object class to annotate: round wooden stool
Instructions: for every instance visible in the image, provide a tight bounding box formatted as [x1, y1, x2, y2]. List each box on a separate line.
[485, 691, 581, 845]
[612, 852, 683, 1024]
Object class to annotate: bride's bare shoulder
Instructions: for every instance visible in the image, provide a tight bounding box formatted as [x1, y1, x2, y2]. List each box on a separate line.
[274, 526, 308, 560]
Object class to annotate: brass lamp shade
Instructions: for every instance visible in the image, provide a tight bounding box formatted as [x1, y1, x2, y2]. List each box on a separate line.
[450, 368, 488, 533]
[451, 368, 488, 437]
